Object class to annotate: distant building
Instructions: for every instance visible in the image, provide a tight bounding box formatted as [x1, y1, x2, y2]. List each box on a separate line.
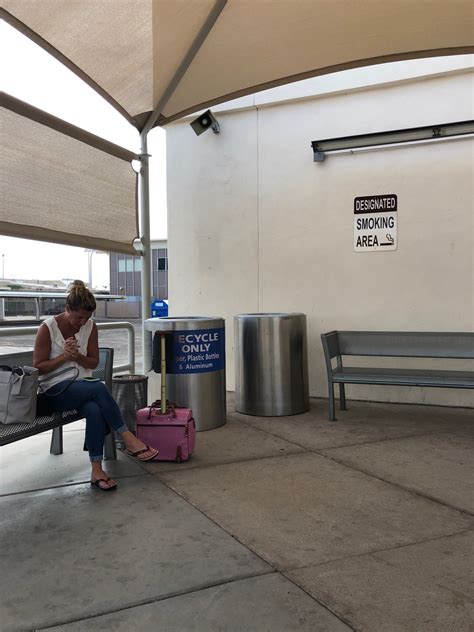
[107, 240, 168, 318]
[109, 240, 168, 299]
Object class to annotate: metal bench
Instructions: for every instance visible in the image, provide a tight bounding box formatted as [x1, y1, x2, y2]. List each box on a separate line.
[321, 331, 474, 421]
[0, 347, 117, 460]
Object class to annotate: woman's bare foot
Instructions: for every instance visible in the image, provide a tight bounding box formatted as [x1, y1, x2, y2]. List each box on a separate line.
[91, 463, 117, 490]
[121, 431, 158, 461]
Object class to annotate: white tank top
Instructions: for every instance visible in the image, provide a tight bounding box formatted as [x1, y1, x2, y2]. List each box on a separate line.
[39, 316, 93, 390]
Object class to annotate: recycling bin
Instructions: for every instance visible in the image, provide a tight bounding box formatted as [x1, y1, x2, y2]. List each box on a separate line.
[145, 316, 226, 431]
[234, 313, 309, 416]
[151, 299, 168, 318]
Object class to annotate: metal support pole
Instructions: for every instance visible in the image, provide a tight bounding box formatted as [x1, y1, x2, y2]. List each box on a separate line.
[139, 132, 152, 373]
[88, 251, 94, 289]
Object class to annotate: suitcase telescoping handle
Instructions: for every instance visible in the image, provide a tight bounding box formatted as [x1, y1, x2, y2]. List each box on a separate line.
[160, 333, 167, 414]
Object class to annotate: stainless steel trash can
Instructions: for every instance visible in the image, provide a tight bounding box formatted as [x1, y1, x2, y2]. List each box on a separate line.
[112, 374, 148, 440]
[234, 313, 309, 416]
[145, 317, 226, 431]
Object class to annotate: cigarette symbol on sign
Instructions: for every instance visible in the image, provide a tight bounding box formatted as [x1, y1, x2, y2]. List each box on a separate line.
[380, 233, 395, 246]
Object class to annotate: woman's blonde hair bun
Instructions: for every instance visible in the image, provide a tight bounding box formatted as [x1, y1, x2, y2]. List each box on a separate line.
[66, 279, 96, 313]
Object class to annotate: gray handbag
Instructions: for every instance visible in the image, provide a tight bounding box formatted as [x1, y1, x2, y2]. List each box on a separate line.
[0, 365, 39, 424]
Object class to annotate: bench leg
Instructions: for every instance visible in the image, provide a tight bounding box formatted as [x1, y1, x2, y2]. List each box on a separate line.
[50, 426, 63, 455]
[339, 383, 347, 411]
[328, 382, 336, 422]
[104, 432, 117, 460]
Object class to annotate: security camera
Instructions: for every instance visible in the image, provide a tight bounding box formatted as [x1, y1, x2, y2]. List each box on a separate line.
[190, 109, 220, 136]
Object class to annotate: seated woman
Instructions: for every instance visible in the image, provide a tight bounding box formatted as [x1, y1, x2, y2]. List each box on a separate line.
[33, 280, 157, 491]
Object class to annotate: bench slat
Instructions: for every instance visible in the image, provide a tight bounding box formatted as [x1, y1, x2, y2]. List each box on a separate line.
[0, 411, 82, 446]
[320, 331, 474, 421]
[0, 347, 114, 447]
[337, 331, 474, 359]
[333, 367, 474, 388]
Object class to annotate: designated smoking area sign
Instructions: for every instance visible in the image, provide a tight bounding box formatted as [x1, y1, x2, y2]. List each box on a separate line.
[354, 194, 397, 252]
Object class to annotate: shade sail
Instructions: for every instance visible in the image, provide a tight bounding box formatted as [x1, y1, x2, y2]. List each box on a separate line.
[154, 0, 474, 125]
[2, 0, 473, 127]
[0, 0, 472, 257]
[1, 0, 153, 124]
[0, 108, 138, 254]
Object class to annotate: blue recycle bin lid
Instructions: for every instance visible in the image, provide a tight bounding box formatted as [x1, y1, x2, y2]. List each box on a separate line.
[151, 299, 169, 318]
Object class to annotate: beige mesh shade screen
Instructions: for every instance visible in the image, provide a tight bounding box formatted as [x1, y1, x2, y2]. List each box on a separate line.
[2, 0, 153, 122]
[0, 108, 138, 254]
[0, 0, 472, 256]
[3, 1, 472, 124]
[156, 0, 474, 123]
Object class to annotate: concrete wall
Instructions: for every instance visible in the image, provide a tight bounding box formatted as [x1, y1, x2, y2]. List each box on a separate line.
[166, 66, 474, 407]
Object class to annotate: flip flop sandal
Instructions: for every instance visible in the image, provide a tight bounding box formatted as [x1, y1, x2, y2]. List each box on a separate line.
[90, 477, 117, 491]
[126, 445, 159, 462]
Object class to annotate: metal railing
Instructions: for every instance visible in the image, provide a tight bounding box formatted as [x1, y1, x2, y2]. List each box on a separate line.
[0, 294, 124, 322]
[0, 321, 135, 374]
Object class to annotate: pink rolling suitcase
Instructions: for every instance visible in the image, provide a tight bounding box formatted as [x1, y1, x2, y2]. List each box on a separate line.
[136, 400, 195, 462]
[136, 333, 196, 462]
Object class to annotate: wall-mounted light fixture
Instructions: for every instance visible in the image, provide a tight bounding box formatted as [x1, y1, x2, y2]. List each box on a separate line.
[311, 120, 473, 162]
[190, 109, 221, 136]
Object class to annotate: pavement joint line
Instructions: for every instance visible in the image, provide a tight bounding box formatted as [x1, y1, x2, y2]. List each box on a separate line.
[320, 429, 467, 449]
[150, 448, 315, 479]
[149, 454, 471, 593]
[156, 450, 473, 576]
[227, 410, 472, 452]
[0, 473, 149, 499]
[314, 449, 474, 518]
[279, 526, 474, 575]
[307, 396, 474, 412]
[151, 447, 474, 520]
[280, 570, 356, 632]
[154, 471, 281, 572]
[226, 412, 474, 514]
[226, 413, 314, 451]
[318, 427, 474, 451]
[34, 569, 277, 631]
[147, 446, 308, 476]
[228, 393, 474, 412]
[218, 414, 465, 465]
[225, 412, 310, 449]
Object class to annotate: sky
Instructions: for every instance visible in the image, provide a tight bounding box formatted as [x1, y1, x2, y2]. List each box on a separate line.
[0, 19, 167, 289]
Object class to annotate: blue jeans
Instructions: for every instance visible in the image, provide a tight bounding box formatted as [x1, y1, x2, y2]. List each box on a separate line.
[45, 380, 128, 462]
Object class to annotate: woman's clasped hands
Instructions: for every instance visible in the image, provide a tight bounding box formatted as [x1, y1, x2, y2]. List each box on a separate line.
[64, 336, 79, 360]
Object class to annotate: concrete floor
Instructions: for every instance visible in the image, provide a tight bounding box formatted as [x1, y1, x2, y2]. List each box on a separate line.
[1, 394, 473, 631]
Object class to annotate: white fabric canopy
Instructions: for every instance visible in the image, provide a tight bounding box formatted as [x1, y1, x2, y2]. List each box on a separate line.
[1, 0, 472, 252]
[2, 0, 473, 126]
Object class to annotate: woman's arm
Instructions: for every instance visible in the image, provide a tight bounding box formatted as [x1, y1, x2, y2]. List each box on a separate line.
[69, 322, 99, 370]
[33, 324, 70, 375]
